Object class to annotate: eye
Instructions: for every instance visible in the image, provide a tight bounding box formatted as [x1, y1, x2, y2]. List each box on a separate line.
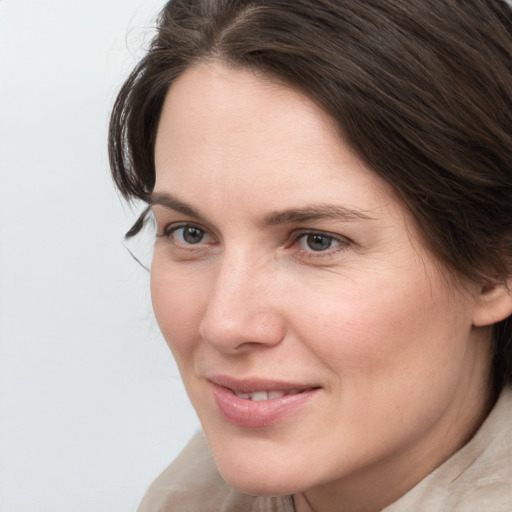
[159, 223, 212, 246]
[174, 225, 206, 244]
[293, 230, 349, 258]
[301, 233, 338, 252]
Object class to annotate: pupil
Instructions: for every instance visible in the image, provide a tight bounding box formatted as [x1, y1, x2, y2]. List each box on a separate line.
[307, 234, 331, 251]
[183, 227, 203, 244]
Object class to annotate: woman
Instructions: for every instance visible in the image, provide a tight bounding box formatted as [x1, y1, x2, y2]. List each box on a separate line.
[109, 1, 512, 510]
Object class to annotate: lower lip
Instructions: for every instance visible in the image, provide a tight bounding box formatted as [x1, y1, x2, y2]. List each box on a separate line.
[210, 383, 319, 428]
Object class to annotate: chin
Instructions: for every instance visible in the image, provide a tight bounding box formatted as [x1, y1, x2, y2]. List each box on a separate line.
[207, 435, 311, 497]
[217, 462, 300, 497]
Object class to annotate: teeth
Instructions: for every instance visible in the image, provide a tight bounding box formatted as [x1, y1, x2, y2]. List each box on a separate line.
[250, 391, 268, 402]
[268, 391, 286, 399]
[234, 390, 299, 401]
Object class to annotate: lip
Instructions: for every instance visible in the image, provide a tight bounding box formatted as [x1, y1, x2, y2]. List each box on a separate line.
[208, 375, 320, 428]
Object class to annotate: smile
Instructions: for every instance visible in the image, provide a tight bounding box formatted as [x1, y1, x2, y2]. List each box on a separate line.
[233, 389, 301, 401]
[208, 376, 320, 428]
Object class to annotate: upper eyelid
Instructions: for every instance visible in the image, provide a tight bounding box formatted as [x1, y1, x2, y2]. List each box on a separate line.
[159, 223, 219, 247]
[291, 228, 350, 243]
[291, 229, 352, 254]
[161, 222, 207, 236]
[292, 232, 351, 261]
[155, 217, 212, 235]
[155, 218, 351, 248]
[152, 209, 220, 237]
[151, 202, 354, 232]
[151, 206, 200, 224]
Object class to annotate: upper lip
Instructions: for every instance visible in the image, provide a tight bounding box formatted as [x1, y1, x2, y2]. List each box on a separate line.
[207, 374, 320, 393]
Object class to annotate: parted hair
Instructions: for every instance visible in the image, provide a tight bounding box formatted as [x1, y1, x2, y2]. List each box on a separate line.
[109, 0, 512, 393]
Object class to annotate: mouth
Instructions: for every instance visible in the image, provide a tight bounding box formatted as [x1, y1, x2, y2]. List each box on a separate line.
[207, 375, 321, 428]
[232, 389, 309, 401]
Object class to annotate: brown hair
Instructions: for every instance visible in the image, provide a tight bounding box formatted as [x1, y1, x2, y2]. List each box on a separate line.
[109, 0, 512, 392]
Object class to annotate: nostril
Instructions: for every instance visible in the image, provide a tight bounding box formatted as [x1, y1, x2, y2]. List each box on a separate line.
[197, 260, 286, 352]
[199, 308, 286, 353]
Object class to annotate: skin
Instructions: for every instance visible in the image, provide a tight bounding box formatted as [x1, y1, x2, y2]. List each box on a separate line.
[149, 62, 509, 512]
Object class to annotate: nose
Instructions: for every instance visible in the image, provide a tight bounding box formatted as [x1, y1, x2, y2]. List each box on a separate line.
[198, 251, 286, 354]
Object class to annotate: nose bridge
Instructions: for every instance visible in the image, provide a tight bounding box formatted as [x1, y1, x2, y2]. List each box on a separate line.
[212, 250, 252, 315]
[199, 247, 284, 352]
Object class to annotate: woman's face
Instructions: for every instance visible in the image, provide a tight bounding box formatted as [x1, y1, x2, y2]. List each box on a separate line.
[150, 63, 492, 505]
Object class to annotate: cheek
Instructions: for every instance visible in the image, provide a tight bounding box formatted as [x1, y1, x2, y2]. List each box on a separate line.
[293, 271, 472, 388]
[150, 265, 207, 363]
[287, 274, 476, 450]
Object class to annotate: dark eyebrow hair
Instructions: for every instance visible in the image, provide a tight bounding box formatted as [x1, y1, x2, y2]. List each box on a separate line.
[150, 191, 373, 226]
[264, 205, 373, 225]
[150, 191, 205, 220]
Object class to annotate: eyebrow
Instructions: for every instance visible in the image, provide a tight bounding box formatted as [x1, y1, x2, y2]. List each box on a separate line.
[264, 205, 373, 225]
[150, 192, 205, 220]
[150, 191, 373, 226]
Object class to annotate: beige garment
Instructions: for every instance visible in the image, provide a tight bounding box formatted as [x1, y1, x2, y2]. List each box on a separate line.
[137, 433, 294, 512]
[138, 387, 512, 512]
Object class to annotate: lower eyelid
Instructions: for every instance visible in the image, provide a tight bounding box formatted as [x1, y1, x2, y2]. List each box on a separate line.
[164, 224, 219, 248]
[285, 236, 349, 263]
[156, 224, 347, 255]
[298, 241, 347, 256]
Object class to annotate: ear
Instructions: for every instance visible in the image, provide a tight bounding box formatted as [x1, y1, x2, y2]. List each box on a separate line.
[472, 279, 512, 327]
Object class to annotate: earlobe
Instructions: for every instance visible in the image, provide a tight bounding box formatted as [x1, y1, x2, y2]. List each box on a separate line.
[472, 280, 512, 327]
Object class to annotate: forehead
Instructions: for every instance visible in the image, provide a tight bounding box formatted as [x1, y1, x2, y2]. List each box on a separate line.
[155, 63, 340, 174]
[154, 62, 394, 206]
[152, 61, 459, 282]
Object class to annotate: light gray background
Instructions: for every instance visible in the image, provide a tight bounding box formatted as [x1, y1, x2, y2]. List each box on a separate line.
[0, 1, 200, 511]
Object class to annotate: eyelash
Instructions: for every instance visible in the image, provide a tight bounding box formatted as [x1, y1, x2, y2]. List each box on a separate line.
[292, 230, 350, 259]
[157, 223, 350, 260]
[158, 223, 214, 246]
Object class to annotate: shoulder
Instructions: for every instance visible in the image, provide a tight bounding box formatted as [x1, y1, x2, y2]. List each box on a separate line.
[137, 432, 232, 511]
[137, 431, 294, 512]
[385, 386, 512, 512]
[450, 386, 512, 511]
